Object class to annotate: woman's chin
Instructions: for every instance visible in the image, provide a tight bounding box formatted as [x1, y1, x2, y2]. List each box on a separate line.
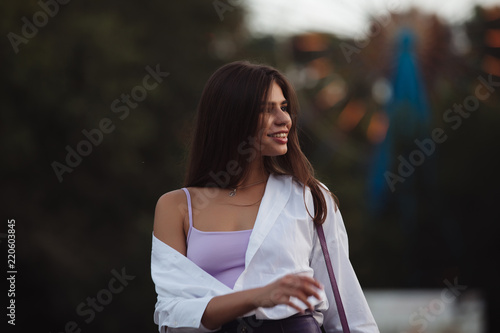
[263, 149, 288, 157]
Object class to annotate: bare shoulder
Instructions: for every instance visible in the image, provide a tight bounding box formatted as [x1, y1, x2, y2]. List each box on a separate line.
[155, 189, 188, 212]
[153, 189, 189, 255]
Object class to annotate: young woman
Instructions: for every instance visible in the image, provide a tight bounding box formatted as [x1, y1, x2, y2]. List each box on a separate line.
[151, 61, 378, 332]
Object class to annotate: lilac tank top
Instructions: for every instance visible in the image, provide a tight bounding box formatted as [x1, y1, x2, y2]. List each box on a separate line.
[183, 188, 252, 289]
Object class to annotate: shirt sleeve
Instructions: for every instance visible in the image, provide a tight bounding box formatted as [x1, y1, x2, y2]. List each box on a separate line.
[151, 234, 231, 333]
[309, 190, 379, 333]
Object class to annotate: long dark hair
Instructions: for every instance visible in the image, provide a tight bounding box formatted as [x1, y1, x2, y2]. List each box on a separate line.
[184, 61, 337, 225]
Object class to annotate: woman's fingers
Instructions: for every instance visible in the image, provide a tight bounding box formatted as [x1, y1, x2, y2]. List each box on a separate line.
[283, 284, 316, 311]
[274, 275, 322, 309]
[301, 281, 322, 301]
[285, 275, 322, 299]
[256, 274, 323, 311]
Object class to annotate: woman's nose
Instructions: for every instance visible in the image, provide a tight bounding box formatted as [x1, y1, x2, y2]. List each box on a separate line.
[275, 108, 291, 126]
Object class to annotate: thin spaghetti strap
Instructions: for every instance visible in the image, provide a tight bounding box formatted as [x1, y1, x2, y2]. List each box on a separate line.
[181, 188, 193, 228]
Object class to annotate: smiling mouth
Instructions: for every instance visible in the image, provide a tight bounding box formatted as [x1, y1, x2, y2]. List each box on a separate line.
[268, 133, 288, 138]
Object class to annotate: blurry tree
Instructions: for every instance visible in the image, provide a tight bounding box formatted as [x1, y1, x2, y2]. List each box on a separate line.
[1, 1, 245, 331]
[282, 7, 500, 306]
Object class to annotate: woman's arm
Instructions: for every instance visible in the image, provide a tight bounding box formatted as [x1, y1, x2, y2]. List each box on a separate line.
[310, 197, 379, 332]
[201, 274, 323, 330]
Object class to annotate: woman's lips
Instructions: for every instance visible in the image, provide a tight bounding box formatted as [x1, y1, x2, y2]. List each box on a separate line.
[268, 132, 288, 144]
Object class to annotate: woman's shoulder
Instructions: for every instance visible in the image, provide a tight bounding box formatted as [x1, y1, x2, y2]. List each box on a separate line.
[153, 188, 189, 254]
[286, 175, 337, 205]
[154, 188, 190, 229]
[156, 188, 188, 210]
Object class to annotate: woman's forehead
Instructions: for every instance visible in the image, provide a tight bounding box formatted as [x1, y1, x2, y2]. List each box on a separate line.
[267, 82, 286, 102]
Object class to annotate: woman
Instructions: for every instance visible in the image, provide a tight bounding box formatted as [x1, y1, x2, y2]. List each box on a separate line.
[151, 61, 378, 332]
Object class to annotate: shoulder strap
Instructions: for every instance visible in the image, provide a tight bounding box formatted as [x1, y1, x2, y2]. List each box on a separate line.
[181, 188, 193, 229]
[315, 223, 350, 333]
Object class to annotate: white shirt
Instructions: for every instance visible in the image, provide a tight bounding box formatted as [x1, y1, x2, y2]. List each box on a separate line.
[151, 174, 379, 332]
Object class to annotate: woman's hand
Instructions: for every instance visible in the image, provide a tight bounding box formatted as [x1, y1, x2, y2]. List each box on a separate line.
[253, 274, 323, 313]
[201, 274, 323, 329]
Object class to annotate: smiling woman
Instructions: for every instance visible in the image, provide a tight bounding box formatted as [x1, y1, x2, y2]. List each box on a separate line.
[150, 61, 379, 332]
[258, 82, 291, 156]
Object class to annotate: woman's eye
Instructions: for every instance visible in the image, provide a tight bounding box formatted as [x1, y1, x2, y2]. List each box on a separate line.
[280, 105, 288, 112]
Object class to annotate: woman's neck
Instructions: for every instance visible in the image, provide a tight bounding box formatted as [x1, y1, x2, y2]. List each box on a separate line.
[239, 158, 269, 187]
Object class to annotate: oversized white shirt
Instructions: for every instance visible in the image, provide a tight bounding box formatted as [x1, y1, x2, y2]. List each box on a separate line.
[151, 174, 379, 332]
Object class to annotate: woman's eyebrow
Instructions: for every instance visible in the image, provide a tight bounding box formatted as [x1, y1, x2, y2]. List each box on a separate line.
[262, 100, 288, 105]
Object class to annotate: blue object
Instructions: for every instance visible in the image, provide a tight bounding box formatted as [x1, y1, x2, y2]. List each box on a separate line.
[368, 28, 431, 217]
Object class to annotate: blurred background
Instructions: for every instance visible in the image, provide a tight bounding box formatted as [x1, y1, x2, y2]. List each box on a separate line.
[1, 0, 500, 332]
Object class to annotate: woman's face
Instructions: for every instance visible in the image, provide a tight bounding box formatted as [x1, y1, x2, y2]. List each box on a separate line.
[257, 81, 292, 157]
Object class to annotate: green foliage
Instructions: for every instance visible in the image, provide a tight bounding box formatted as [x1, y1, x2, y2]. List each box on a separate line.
[1, 1, 245, 331]
[2, 1, 499, 330]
